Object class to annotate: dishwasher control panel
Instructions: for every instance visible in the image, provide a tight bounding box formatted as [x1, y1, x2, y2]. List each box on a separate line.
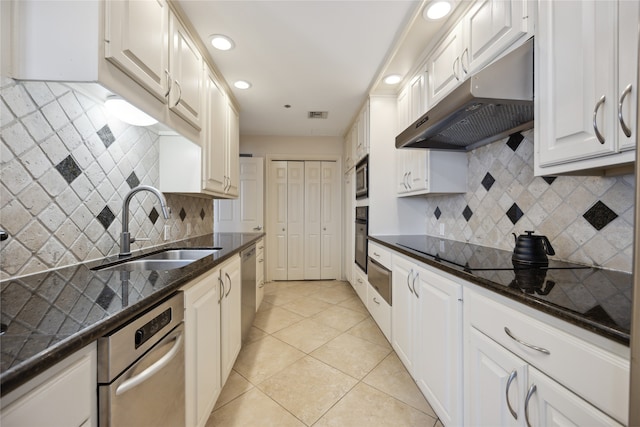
[135, 307, 172, 348]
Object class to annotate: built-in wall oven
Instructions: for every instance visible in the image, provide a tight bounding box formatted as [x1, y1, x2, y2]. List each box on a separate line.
[355, 206, 368, 272]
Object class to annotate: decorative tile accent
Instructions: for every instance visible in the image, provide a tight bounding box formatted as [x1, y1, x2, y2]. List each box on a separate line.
[1, 78, 214, 279]
[148, 271, 159, 287]
[583, 201, 618, 231]
[506, 203, 523, 224]
[542, 176, 557, 185]
[54, 155, 82, 184]
[506, 132, 524, 151]
[95, 286, 116, 310]
[179, 207, 187, 222]
[462, 206, 473, 222]
[148, 207, 159, 225]
[481, 172, 495, 191]
[97, 125, 115, 148]
[96, 206, 116, 230]
[434, 207, 441, 220]
[126, 172, 140, 189]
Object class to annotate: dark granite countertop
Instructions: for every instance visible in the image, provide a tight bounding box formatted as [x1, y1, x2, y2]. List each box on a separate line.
[369, 235, 632, 345]
[0, 232, 264, 396]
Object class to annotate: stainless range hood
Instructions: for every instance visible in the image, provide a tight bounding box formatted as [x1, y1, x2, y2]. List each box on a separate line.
[396, 38, 534, 151]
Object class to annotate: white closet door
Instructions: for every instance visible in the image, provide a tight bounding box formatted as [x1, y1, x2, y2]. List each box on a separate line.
[321, 161, 340, 279]
[304, 161, 321, 279]
[269, 161, 288, 281]
[287, 162, 305, 280]
[214, 158, 264, 232]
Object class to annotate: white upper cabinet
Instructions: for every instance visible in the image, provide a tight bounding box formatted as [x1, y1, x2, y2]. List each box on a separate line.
[104, 0, 169, 102]
[203, 67, 229, 195]
[168, 11, 203, 130]
[429, 22, 465, 105]
[535, 0, 637, 175]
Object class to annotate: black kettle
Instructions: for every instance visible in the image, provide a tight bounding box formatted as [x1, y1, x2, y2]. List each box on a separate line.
[512, 231, 555, 265]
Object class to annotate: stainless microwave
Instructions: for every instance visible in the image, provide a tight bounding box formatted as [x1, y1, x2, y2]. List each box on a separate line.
[355, 156, 368, 199]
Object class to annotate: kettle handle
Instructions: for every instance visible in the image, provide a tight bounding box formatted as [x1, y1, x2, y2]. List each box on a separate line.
[542, 236, 555, 256]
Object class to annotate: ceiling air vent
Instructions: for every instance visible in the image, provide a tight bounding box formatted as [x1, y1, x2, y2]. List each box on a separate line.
[308, 111, 328, 119]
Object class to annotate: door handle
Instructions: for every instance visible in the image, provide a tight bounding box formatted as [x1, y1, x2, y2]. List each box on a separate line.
[618, 84, 632, 137]
[506, 370, 518, 420]
[504, 327, 550, 355]
[218, 276, 225, 303]
[225, 272, 232, 297]
[592, 95, 606, 144]
[524, 384, 537, 427]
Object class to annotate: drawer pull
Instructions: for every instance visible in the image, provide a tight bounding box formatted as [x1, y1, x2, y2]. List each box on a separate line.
[524, 383, 537, 427]
[504, 327, 550, 355]
[373, 297, 380, 305]
[506, 370, 518, 420]
[373, 252, 380, 257]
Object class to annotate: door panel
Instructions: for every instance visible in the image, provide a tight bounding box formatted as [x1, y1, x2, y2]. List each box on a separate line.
[269, 161, 288, 280]
[320, 161, 340, 279]
[214, 158, 264, 232]
[305, 162, 321, 279]
[287, 162, 305, 280]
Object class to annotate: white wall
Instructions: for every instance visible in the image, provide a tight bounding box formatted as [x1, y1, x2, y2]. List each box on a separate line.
[240, 135, 343, 158]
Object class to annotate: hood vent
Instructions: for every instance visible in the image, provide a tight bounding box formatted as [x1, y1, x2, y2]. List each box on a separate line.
[308, 111, 328, 119]
[396, 38, 534, 151]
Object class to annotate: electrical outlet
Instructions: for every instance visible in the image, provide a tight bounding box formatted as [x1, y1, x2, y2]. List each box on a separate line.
[164, 225, 170, 241]
[439, 223, 445, 236]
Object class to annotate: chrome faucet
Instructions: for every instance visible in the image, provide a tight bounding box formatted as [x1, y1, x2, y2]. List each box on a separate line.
[120, 185, 170, 257]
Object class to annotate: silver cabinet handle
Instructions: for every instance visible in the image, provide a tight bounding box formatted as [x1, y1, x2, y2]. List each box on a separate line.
[407, 171, 412, 189]
[524, 383, 537, 427]
[618, 84, 633, 137]
[592, 95, 606, 144]
[504, 327, 550, 355]
[357, 278, 363, 284]
[164, 69, 172, 98]
[453, 57, 460, 81]
[407, 269, 414, 295]
[506, 370, 518, 420]
[258, 258, 264, 263]
[218, 276, 225, 304]
[173, 80, 183, 108]
[116, 331, 183, 396]
[373, 297, 380, 305]
[373, 252, 380, 257]
[253, 226, 263, 231]
[225, 272, 232, 297]
[402, 172, 408, 190]
[461, 48, 469, 74]
[412, 272, 419, 298]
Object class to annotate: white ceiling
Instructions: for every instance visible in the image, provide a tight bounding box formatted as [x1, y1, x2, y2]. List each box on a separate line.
[177, 0, 455, 138]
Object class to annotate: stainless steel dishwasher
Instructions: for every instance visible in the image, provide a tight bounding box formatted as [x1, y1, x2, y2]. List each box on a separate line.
[98, 293, 185, 427]
[241, 245, 256, 343]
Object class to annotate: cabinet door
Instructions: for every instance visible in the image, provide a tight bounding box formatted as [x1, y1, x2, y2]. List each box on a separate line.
[184, 272, 221, 427]
[256, 240, 265, 310]
[406, 149, 428, 193]
[537, 0, 617, 166]
[415, 267, 463, 427]
[465, 0, 528, 73]
[168, 12, 202, 129]
[203, 68, 228, 194]
[220, 257, 242, 384]
[104, 0, 168, 101]
[226, 102, 240, 197]
[526, 367, 623, 427]
[617, 0, 639, 151]
[465, 325, 525, 427]
[409, 72, 426, 122]
[429, 23, 464, 105]
[391, 255, 417, 374]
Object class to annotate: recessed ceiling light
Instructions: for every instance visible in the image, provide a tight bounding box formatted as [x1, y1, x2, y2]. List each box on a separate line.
[234, 80, 251, 90]
[423, 1, 452, 20]
[384, 74, 402, 85]
[210, 34, 234, 51]
[104, 96, 157, 127]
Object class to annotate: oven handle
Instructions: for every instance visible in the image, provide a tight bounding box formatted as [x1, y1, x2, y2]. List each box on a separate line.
[115, 328, 183, 396]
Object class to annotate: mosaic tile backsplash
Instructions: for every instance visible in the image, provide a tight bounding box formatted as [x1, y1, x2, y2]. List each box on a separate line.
[424, 130, 635, 273]
[0, 78, 213, 280]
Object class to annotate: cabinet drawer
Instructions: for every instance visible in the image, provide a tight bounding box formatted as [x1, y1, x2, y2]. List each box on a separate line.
[465, 289, 629, 423]
[368, 242, 391, 269]
[367, 285, 391, 341]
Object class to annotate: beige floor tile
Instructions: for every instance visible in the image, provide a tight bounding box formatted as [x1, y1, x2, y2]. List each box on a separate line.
[313, 382, 437, 427]
[233, 335, 305, 384]
[347, 317, 391, 349]
[272, 318, 342, 353]
[337, 295, 368, 314]
[363, 353, 436, 416]
[206, 388, 305, 427]
[213, 370, 254, 410]
[258, 356, 358, 425]
[311, 333, 392, 379]
[253, 305, 304, 334]
[245, 326, 268, 344]
[309, 285, 357, 304]
[311, 305, 368, 332]
[263, 289, 305, 306]
[281, 296, 333, 317]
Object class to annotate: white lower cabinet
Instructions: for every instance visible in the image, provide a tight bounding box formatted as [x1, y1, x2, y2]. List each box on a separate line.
[391, 254, 463, 426]
[220, 255, 242, 384]
[183, 269, 222, 427]
[256, 238, 265, 310]
[366, 283, 391, 342]
[0, 343, 97, 427]
[352, 265, 368, 304]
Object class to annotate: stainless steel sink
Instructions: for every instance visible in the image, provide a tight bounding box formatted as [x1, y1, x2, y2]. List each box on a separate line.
[95, 248, 220, 272]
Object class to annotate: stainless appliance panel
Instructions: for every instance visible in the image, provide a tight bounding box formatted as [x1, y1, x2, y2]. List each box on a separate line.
[355, 206, 368, 272]
[241, 245, 257, 343]
[368, 257, 392, 305]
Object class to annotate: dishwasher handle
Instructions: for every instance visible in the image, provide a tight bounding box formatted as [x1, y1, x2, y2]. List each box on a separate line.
[116, 328, 183, 396]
